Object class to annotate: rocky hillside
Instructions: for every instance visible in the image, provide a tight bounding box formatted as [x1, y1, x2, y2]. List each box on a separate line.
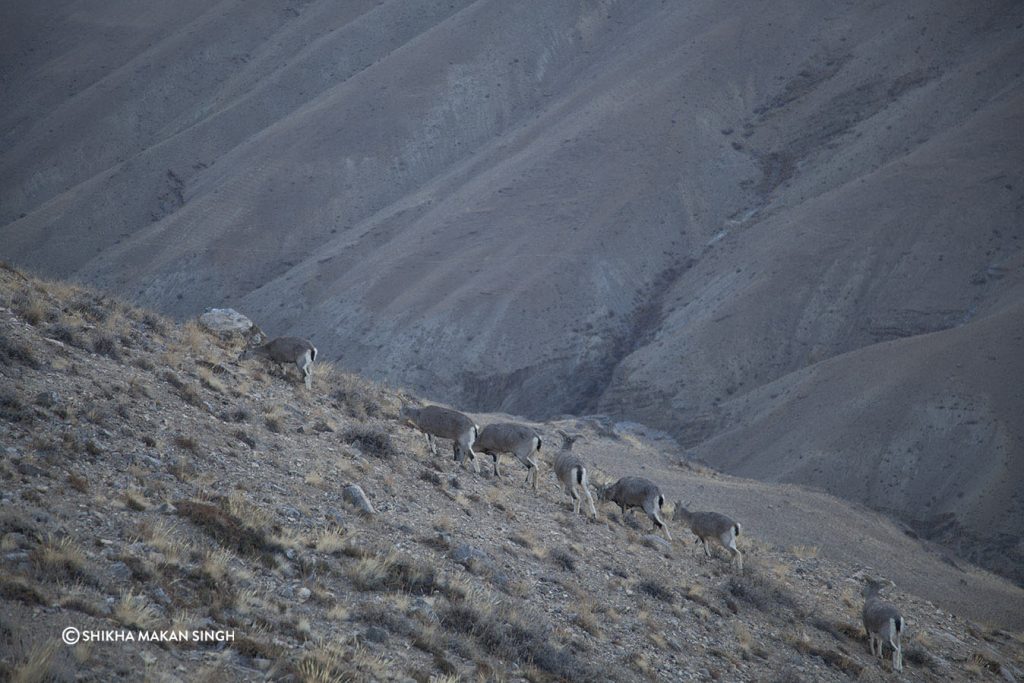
[1, 0, 1022, 587]
[2, 266, 1023, 681]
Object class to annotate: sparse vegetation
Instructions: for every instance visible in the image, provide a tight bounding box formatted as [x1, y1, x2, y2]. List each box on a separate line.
[331, 372, 393, 419]
[30, 535, 95, 586]
[342, 423, 399, 459]
[0, 264, 1020, 681]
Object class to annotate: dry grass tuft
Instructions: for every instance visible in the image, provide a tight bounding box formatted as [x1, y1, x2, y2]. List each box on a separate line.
[30, 535, 95, 585]
[509, 531, 535, 550]
[264, 406, 286, 433]
[0, 575, 48, 606]
[175, 499, 282, 562]
[347, 551, 439, 595]
[330, 372, 395, 419]
[789, 544, 819, 560]
[0, 335, 41, 369]
[547, 546, 577, 572]
[573, 606, 601, 637]
[296, 643, 391, 683]
[314, 527, 349, 555]
[123, 489, 149, 511]
[114, 590, 160, 630]
[173, 434, 201, 453]
[438, 594, 607, 682]
[198, 366, 226, 393]
[636, 577, 674, 604]
[786, 631, 864, 675]
[7, 640, 60, 683]
[342, 424, 399, 459]
[134, 519, 191, 565]
[724, 566, 801, 616]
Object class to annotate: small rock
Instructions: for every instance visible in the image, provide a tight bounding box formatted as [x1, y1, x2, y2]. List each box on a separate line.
[198, 308, 254, 336]
[411, 597, 438, 623]
[109, 561, 133, 582]
[342, 484, 376, 514]
[16, 461, 46, 477]
[363, 626, 388, 644]
[156, 503, 176, 514]
[151, 587, 170, 605]
[277, 585, 294, 599]
[297, 587, 312, 603]
[34, 391, 59, 408]
[312, 420, 335, 433]
[450, 544, 500, 577]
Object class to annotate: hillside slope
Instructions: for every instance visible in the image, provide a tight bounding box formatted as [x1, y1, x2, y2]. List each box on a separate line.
[2, 0, 1023, 584]
[691, 298, 1024, 584]
[2, 268, 1024, 681]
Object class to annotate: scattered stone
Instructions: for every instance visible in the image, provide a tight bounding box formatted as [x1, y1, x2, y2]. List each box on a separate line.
[34, 391, 59, 407]
[450, 544, 502, 581]
[16, 461, 46, 477]
[109, 561, 133, 582]
[411, 597, 438, 623]
[342, 484, 376, 514]
[151, 587, 171, 605]
[363, 626, 388, 644]
[198, 308, 254, 336]
[297, 587, 312, 603]
[312, 420, 335, 433]
[156, 503, 176, 514]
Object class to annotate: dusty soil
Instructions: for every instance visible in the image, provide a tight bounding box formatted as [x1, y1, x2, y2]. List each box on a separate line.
[2, 267, 1023, 681]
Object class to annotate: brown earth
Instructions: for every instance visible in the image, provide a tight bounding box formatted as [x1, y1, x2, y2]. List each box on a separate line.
[2, 267, 1024, 681]
[1, 0, 1022, 586]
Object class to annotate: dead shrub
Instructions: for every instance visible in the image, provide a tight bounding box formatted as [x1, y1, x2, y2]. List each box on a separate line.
[342, 424, 399, 459]
[91, 334, 122, 361]
[331, 373, 392, 419]
[13, 290, 50, 325]
[347, 552, 439, 595]
[637, 578, 674, 604]
[724, 567, 801, 616]
[174, 434, 201, 453]
[0, 389, 29, 423]
[175, 499, 282, 562]
[547, 547, 577, 572]
[0, 576, 48, 605]
[438, 597, 607, 682]
[30, 535, 96, 586]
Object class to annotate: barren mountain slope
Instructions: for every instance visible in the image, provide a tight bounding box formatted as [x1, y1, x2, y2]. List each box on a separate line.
[683, 297, 1024, 584]
[2, 267, 1024, 681]
[2, 0, 1023, 584]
